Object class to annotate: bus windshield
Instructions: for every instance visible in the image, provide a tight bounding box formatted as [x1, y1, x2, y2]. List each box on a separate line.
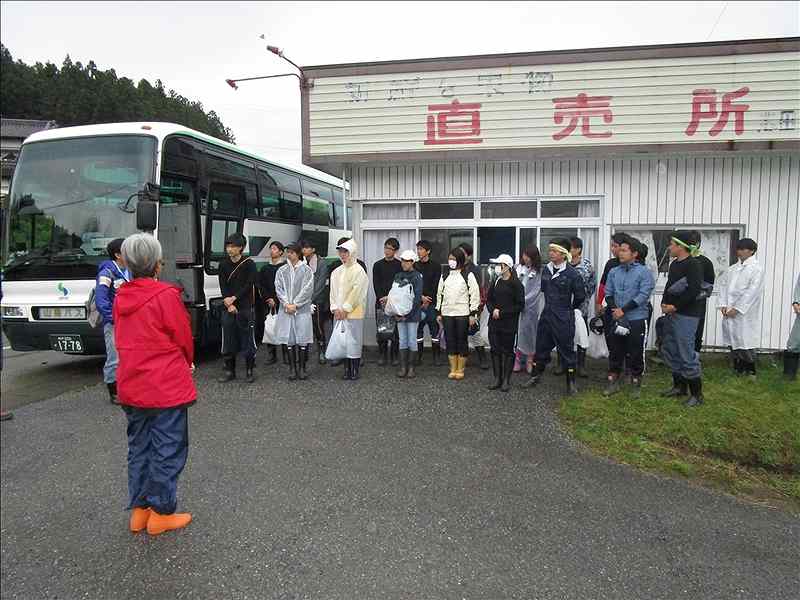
[4, 135, 156, 281]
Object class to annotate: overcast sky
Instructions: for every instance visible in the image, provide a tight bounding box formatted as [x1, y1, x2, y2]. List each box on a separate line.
[1, 1, 798, 165]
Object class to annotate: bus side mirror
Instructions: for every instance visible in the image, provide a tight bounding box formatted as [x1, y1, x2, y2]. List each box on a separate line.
[136, 200, 158, 232]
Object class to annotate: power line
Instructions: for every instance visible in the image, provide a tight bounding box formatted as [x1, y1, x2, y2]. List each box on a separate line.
[706, 1, 730, 41]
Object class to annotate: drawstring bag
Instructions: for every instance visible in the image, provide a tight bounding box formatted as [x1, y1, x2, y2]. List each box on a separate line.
[384, 282, 414, 317]
[262, 309, 279, 345]
[325, 320, 349, 361]
[86, 290, 103, 329]
[376, 310, 396, 342]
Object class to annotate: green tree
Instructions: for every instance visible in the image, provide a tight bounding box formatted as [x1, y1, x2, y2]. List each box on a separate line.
[0, 45, 235, 143]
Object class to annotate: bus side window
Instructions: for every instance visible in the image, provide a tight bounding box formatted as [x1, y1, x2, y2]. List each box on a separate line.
[208, 218, 240, 271]
[208, 183, 243, 217]
[257, 169, 281, 219]
[264, 168, 302, 223]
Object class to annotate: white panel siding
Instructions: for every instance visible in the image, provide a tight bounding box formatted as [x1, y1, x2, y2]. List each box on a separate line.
[348, 152, 800, 350]
[309, 52, 800, 156]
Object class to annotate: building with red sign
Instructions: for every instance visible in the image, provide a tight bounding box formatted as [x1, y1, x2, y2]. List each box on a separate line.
[301, 37, 800, 350]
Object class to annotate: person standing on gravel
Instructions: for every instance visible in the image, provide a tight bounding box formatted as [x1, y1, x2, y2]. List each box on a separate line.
[275, 243, 315, 381]
[330, 239, 369, 381]
[114, 233, 195, 536]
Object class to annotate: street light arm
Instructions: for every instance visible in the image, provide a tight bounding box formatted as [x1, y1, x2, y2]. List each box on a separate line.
[225, 73, 302, 90]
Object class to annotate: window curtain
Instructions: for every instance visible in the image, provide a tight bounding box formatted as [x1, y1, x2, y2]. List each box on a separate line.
[362, 203, 416, 221]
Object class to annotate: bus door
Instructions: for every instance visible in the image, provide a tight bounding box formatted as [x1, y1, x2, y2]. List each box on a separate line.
[157, 177, 204, 335]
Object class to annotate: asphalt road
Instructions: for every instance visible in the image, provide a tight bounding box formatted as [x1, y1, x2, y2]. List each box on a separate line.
[1, 332, 106, 411]
[1, 354, 798, 600]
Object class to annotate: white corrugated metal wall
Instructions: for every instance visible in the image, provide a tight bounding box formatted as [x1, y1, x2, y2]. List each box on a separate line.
[346, 152, 800, 350]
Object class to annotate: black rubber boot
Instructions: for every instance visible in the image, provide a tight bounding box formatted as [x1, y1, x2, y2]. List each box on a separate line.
[282, 345, 290, 365]
[415, 342, 424, 366]
[553, 354, 565, 376]
[685, 378, 704, 407]
[784, 352, 799, 381]
[351, 357, 361, 380]
[288, 346, 299, 381]
[390, 342, 400, 367]
[577, 348, 589, 378]
[476, 346, 489, 370]
[299, 347, 309, 380]
[487, 352, 502, 390]
[342, 358, 353, 380]
[432, 342, 442, 367]
[265, 345, 277, 366]
[744, 358, 757, 377]
[407, 352, 416, 379]
[317, 342, 327, 365]
[501, 354, 515, 392]
[660, 373, 688, 397]
[107, 382, 119, 404]
[603, 374, 622, 397]
[377, 342, 388, 366]
[566, 369, 579, 396]
[218, 356, 236, 383]
[397, 349, 409, 378]
[245, 357, 255, 384]
[523, 363, 545, 388]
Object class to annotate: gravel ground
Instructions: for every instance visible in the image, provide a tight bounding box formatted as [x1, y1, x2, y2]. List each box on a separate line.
[1, 353, 798, 600]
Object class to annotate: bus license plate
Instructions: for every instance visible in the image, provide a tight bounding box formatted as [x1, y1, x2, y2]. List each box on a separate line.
[50, 335, 84, 354]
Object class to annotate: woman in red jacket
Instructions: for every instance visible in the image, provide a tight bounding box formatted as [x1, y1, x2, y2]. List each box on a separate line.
[114, 233, 196, 536]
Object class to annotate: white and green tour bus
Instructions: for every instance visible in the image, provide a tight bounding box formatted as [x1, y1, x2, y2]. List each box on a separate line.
[1, 122, 350, 355]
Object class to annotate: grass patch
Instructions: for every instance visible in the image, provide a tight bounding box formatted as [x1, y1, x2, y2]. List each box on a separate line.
[559, 354, 800, 511]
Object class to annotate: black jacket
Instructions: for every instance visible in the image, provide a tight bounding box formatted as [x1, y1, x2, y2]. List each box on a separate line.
[414, 259, 441, 301]
[219, 257, 258, 311]
[372, 258, 402, 308]
[663, 256, 704, 317]
[257, 260, 285, 310]
[486, 275, 525, 333]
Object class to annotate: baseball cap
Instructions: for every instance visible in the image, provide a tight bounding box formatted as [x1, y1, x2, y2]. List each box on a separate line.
[489, 254, 514, 268]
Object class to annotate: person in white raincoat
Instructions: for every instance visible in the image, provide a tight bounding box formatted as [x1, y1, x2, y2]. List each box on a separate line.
[515, 244, 543, 374]
[718, 238, 765, 377]
[275, 243, 315, 381]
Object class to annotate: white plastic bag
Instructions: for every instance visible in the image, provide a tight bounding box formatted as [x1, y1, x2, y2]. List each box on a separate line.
[262, 311, 279, 345]
[384, 282, 414, 317]
[325, 320, 349, 361]
[574, 309, 589, 350]
[587, 331, 609, 359]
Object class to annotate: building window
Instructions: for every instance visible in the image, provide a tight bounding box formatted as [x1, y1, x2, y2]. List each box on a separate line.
[419, 228, 473, 265]
[420, 201, 473, 220]
[620, 228, 741, 283]
[480, 201, 538, 219]
[362, 203, 416, 221]
[540, 199, 600, 218]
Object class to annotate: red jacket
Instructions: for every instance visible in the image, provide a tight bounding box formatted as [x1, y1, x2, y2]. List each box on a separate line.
[113, 278, 196, 409]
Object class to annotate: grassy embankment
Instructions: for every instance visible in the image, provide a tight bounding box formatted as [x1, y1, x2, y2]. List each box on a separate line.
[559, 354, 800, 511]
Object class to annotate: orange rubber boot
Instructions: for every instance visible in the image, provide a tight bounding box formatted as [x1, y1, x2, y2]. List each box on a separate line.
[146, 511, 192, 535]
[129, 507, 151, 533]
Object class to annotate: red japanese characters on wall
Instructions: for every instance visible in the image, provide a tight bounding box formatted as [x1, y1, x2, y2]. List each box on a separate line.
[551, 93, 614, 141]
[685, 86, 751, 136]
[425, 99, 483, 145]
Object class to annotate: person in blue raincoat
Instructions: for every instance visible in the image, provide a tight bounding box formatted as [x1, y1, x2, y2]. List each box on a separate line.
[524, 237, 587, 395]
[95, 238, 130, 404]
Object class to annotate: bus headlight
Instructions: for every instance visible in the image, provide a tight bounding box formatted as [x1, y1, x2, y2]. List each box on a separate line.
[2, 306, 25, 318]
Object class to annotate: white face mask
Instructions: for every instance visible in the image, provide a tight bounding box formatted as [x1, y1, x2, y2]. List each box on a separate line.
[494, 265, 503, 276]
[448, 259, 458, 270]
